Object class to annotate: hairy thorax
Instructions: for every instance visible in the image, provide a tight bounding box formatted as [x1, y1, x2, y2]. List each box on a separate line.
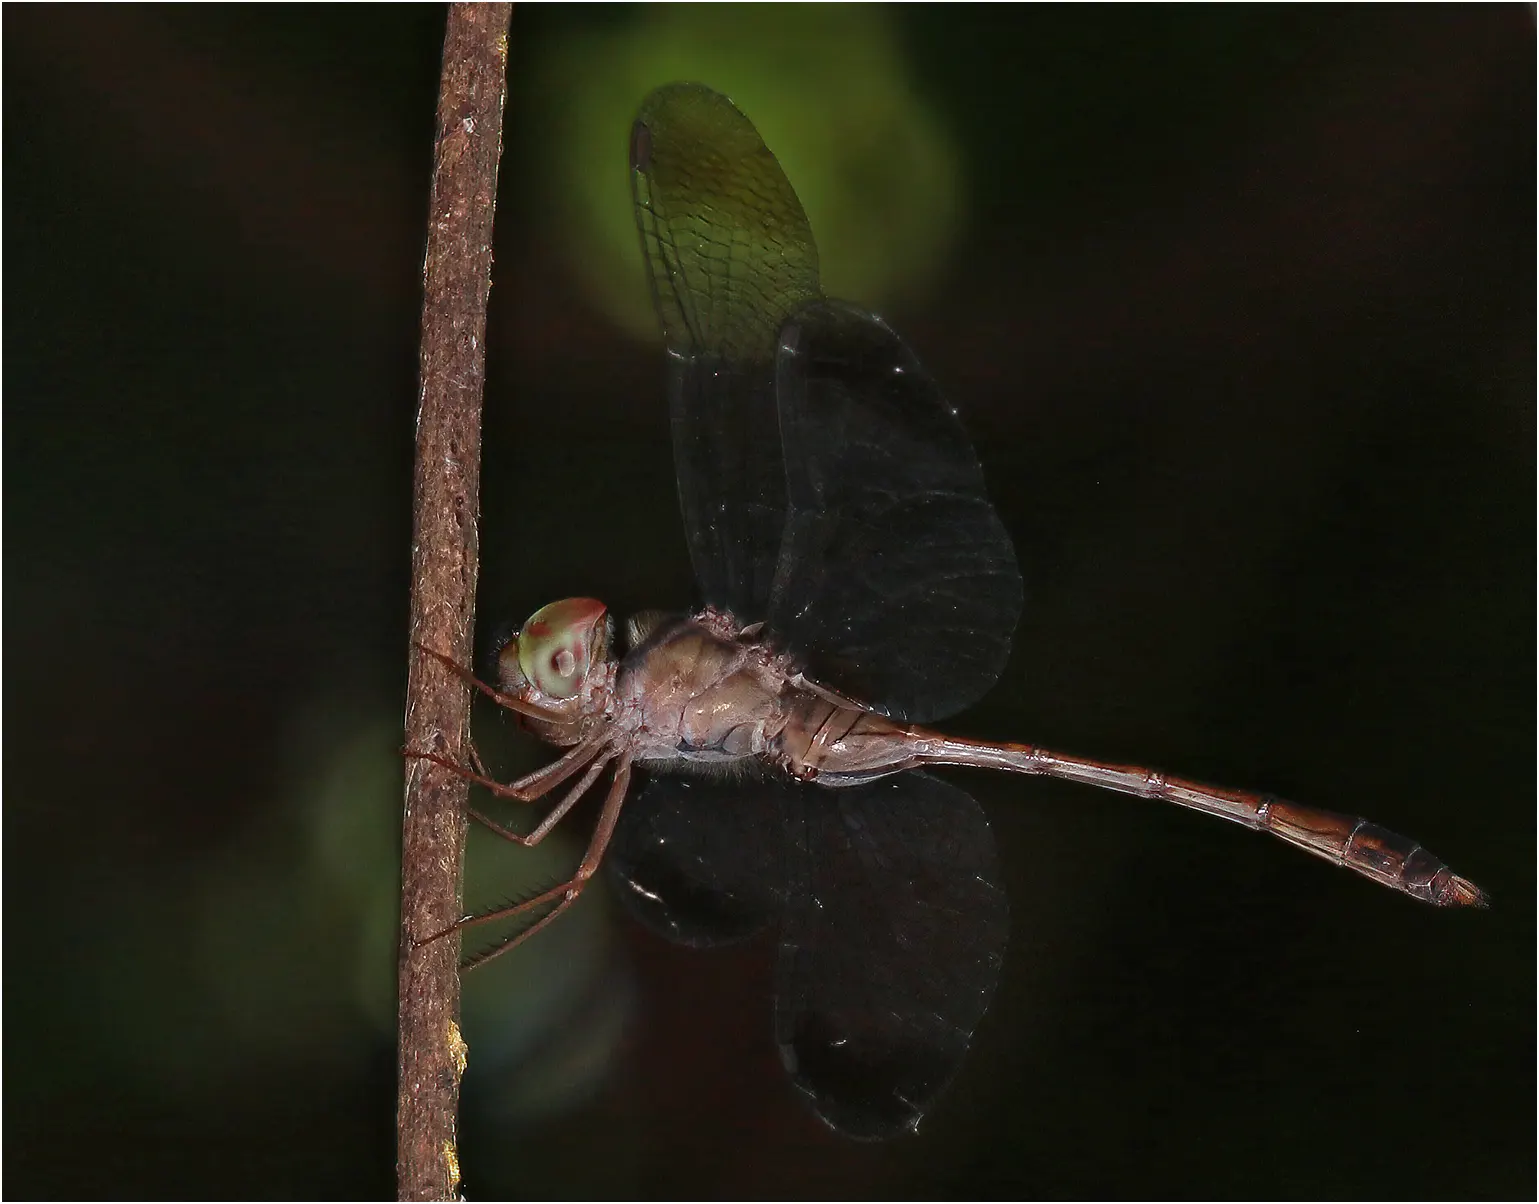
[614, 617, 790, 771]
[612, 611, 921, 784]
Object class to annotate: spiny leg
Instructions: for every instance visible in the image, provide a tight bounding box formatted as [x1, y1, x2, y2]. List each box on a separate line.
[468, 749, 614, 848]
[465, 738, 492, 779]
[406, 730, 608, 804]
[411, 641, 561, 722]
[416, 756, 635, 969]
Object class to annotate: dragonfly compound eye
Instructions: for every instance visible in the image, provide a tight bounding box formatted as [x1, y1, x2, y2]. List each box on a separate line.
[516, 597, 608, 700]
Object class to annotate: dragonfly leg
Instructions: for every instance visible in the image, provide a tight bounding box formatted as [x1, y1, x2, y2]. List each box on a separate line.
[405, 730, 607, 803]
[416, 756, 635, 969]
[467, 749, 614, 848]
[411, 641, 565, 723]
[465, 737, 492, 778]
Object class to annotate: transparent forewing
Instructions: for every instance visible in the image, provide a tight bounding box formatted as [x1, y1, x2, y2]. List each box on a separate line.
[633, 85, 1023, 719]
[631, 83, 821, 619]
[775, 772, 1008, 1140]
[605, 774, 784, 948]
[630, 83, 819, 363]
[768, 299, 1023, 722]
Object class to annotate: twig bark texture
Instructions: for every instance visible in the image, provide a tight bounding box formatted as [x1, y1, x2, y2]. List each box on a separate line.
[398, 5, 512, 1200]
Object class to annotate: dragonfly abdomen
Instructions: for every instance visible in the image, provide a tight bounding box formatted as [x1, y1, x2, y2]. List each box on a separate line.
[772, 692, 927, 784]
[917, 735, 1485, 908]
[1249, 799, 1485, 907]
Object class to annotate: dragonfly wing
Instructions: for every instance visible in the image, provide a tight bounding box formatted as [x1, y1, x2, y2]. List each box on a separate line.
[774, 772, 1008, 1140]
[768, 299, 1023, 722]
[605, 773, 785, 948]
[631, 83, 820, 621]
[633, 85, 1022, 721]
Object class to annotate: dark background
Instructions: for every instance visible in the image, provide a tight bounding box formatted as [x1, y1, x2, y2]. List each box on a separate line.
[6, 5, 1533, 1198]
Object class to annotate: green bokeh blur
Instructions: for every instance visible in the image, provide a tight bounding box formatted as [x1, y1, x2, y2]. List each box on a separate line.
[534, 5, 962, 338]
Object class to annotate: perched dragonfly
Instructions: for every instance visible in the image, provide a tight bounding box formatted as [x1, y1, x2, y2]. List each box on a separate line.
[413, 82, 1484, 1140]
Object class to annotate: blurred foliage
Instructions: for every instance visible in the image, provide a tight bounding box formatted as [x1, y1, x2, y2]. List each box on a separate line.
[74, 700, 622, 1127]
[527, 4, 962, 339]
[300, 704, 628, 1126]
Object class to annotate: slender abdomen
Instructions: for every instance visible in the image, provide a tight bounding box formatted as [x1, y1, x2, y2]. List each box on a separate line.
[917, 734, 1485, 908]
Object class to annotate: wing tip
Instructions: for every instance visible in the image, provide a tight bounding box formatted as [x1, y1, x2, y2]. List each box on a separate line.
[629, 116, 652, 173]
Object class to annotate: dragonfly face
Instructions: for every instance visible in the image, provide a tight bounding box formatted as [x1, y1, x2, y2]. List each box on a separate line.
[492, 597, 615, 747]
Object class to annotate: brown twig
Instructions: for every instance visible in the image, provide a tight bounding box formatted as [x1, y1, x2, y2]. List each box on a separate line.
[398, 5, 512, 1200]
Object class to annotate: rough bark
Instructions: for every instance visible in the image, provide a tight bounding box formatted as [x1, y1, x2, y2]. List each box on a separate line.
[398, 5, 512, 1199]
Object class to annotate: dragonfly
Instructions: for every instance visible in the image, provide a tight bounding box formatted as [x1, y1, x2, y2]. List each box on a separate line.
[412, 82, 1485, 1140]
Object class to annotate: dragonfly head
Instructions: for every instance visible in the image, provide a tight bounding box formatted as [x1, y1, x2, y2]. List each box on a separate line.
[493, 598, 615, 741]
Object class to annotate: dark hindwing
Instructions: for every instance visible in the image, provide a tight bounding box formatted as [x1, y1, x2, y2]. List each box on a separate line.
[769, 299, 1023, 722]
[606, 773, 784, 947]
[774, 772, 1008, 1139]
[607, 767, 1008, 1139]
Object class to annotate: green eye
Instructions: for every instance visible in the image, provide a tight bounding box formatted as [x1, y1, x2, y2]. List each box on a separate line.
[516, 598, 607, 699]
